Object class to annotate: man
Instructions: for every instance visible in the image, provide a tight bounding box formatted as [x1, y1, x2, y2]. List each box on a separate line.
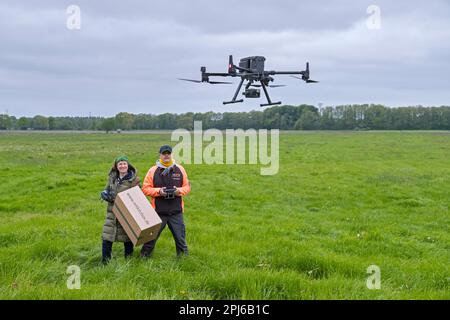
[140, 145, 191, 258]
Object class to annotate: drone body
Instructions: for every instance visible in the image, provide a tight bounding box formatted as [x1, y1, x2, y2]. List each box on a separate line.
[179, 55, 318, 107]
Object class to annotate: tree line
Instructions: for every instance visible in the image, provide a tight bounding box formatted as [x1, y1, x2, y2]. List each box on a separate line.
[1, 104, 450, 131]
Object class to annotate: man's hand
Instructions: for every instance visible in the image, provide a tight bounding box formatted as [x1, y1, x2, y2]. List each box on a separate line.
[174, 186, 180, 196]
[159, 188, 167, 197]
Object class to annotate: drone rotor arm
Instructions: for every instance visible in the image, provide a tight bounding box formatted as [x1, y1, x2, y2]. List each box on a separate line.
[269, 70, 304, 75]
[178, 78, 202, 83]
[251, 84, 286, 88]
[204, 72, 231, 77]
[208, 80, 233, 84]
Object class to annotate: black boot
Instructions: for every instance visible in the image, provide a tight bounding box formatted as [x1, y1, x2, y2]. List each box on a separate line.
[102, 240, 113, 265]
[124, 241, 134, 259]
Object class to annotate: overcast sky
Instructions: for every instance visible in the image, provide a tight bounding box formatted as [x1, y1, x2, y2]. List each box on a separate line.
[1, 1, 449, 117]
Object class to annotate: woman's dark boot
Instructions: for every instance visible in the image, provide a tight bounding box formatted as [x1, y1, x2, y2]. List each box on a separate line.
[102, 240, 113, 264]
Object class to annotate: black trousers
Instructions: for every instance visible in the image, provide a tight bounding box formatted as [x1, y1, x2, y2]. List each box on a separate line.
[141, 213, 188, 257]
[102, 240, 134, 262]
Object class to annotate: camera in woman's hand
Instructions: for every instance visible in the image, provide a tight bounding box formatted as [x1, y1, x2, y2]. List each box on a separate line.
[100, 189, 116, 203]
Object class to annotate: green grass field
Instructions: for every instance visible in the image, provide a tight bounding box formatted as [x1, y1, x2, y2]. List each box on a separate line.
[0, 131, 449, 299]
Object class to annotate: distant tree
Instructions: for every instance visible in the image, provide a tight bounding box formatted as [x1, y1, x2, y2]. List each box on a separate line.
[157, 113, 177, 130]
[364, 104, 388, 129]
[32, 115, 49, 130]
[101, 118, 116, 133]
[320, 106, 336, 129]
[9, 116, 17, 129]
[176, 113, 194, 130]
[295, 109, 320, 130]
[17, 117, 30, 129]
[0, 114, 12, 130]
[48, 116, 56, 130]
[9, 104, 450, 131]
[115, 112, 134, 130]
[243, 110, 263, 129]
[262, 107, 281, 129]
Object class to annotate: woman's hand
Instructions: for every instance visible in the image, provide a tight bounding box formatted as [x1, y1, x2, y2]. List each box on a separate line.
[159, 188, 167, 197]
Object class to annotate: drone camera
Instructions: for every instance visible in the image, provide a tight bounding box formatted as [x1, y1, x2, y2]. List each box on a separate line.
[243, 88, 260, 98]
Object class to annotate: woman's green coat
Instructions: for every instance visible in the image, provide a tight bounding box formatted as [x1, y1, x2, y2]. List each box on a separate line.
[102, 164, 140, 243]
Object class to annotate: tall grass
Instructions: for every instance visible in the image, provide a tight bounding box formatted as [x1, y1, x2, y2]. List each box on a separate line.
[0, 131, 449, 299]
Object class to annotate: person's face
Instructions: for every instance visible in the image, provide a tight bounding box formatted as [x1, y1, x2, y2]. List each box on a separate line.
[117, 161, 128, 174]
[160, 151, 172, 163]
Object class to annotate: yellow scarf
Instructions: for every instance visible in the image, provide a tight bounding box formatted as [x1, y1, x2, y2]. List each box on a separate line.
[159, 158, 174, 168]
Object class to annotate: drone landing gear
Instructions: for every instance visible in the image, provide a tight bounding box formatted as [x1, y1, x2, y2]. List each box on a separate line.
[260, 81, 281, 107]
[223, 78, 245, 105]
[223, 99, 244, 105]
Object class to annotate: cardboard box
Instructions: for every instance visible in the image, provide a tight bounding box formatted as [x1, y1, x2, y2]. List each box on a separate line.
[112, 186, 162, 246]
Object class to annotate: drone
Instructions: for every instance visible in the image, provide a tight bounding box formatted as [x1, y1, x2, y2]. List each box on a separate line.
[178, 55, 318, 107]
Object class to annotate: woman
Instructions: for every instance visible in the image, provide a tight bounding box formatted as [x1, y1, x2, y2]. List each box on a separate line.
[101, 155, 140, 264]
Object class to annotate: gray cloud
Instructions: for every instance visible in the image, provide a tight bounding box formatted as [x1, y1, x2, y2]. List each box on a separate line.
[0, 1, 449, 116]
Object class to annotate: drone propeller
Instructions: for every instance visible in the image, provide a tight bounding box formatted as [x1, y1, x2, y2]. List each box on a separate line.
[178, 78, 232, 84]
[251, 84, 287, 88]
[290, 62, 319, 83]
[209, 80, 233, 84]
[291, 75, 319, 83]
[305, 61, 310, 79]
[178, 78, 202, 83]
